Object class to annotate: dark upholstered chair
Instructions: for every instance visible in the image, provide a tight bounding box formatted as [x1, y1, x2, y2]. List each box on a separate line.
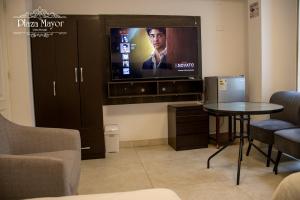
[0, 114, 81, 199]
[273, 128, 300, 174]
[246, 91, 300, 167]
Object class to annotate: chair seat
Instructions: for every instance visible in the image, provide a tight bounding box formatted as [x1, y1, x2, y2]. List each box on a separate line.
[24, 150, 81, 194]
[250, 119, 297, 144]
[274, 128, 300, 158]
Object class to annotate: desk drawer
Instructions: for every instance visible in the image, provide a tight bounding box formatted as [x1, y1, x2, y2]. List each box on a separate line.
[176, 134, 208, 150]
[176, 107, 207, 117]
[176, 115, 208, 135]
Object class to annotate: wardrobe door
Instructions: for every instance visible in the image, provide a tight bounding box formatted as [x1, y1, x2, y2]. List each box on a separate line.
[31, 35, 59, 127]
[77, 17, 105, 158]
[55, 17, 81, 130]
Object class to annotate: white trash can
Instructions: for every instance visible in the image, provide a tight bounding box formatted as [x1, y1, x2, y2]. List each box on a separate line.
[104, 124, 120, 153]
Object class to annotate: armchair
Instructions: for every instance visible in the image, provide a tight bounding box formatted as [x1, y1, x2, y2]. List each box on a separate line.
[0, 114, 81, 199]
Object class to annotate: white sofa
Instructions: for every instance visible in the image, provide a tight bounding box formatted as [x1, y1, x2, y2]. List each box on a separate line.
[272, 172, 300, 200]
[29, 188, 182, 200]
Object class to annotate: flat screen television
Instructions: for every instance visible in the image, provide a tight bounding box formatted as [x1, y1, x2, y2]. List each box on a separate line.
[110, 27, 200, 80]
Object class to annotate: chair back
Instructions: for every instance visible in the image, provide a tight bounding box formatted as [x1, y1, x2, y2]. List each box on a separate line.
[270, 91, 300, 125]
[0, 114, 11, 154]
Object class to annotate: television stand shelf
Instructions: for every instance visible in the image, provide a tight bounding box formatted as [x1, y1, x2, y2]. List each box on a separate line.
[106, 79, 203, 105]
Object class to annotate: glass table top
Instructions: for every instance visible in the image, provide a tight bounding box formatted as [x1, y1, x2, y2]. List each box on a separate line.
[203, 102, 284, 115]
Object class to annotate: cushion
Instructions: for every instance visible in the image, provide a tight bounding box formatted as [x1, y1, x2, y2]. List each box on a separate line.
[24, 150, 81, 194]
[250, 119, 297, 144]
[274, 128, 300, 158]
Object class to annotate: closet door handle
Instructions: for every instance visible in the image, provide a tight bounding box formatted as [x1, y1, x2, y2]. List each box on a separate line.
[75, 68, 78, 83]
[53, 81, 56, 96]
[80, 67, 84, 82]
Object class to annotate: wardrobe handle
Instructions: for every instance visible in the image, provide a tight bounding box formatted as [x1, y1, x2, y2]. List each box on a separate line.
[80, 67, 83, 82]
[53, 81, 56, 96]
[75, 68, 78, 83]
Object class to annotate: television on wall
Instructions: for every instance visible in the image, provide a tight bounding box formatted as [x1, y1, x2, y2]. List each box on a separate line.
[110, 27, 200, 81]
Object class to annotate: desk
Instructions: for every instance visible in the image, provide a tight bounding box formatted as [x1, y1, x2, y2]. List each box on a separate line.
[203, 102, 283, 185]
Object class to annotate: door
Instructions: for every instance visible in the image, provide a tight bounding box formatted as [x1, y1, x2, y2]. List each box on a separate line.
[77, 17, 105, 158]
[31, 34, 59, 127]
[55, 17, 81, 129]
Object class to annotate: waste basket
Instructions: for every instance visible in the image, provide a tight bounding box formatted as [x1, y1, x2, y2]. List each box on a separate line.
[104, 124, 120, 153]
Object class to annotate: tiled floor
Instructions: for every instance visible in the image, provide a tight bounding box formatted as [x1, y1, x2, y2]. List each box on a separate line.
[78, 143, 300, 200]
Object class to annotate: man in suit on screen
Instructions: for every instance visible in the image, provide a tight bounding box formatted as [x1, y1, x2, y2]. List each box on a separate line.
[142, 27, 172, 71]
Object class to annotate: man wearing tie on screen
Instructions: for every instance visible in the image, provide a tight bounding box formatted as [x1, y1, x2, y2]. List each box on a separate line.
[142, 27, 172, 72]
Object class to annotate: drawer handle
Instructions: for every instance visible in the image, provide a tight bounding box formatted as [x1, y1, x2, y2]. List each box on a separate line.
[75, 68, 78, 83]
[81, 147, 91, 150]
[53, 81, 56, 96]
[80, 67, 84, 82]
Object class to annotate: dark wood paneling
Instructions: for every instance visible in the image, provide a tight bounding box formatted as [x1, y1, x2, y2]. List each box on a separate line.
[77, 17, 105, 156]
[31, 30, 59, 127]
[106, 79, 203, 104]
[80, 128, 105, 159]
[55, 17, 81, 129]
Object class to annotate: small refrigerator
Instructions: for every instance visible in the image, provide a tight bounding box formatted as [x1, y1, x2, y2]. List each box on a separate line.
[204, 75, 245, 103]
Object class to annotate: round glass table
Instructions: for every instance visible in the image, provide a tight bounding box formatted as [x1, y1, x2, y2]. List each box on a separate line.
[203, 102, 283, 185]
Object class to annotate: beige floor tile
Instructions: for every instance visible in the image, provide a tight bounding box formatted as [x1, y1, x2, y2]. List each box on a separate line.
[81, 147, 141, 168]
[237, 174, 285, 200]
[170, 181, 254, 200]
[143, 159, 228, 187]
[77, 144, 295, 199]
[136, 144, 219, 164]
[78, 162, 152, 194]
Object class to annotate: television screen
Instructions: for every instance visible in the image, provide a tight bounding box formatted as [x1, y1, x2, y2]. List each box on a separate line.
[110, 27, 200, 80]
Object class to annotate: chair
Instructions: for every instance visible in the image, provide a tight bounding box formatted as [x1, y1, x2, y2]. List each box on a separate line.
[246, 91, 300, 167]
[273, 128, 300, 174]
[0, 114, 81, 199]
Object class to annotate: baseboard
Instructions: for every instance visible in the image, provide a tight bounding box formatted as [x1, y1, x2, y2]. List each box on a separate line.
[120, 138, 168, 148]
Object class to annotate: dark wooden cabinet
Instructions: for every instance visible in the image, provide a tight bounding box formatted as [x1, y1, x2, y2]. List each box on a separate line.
[168, 104, 209, 150]
[108, 79, 203, 98]
[31, 16, 105, 159]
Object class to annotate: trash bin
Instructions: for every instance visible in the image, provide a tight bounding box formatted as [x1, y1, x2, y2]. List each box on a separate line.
[104, 124, 120, 153]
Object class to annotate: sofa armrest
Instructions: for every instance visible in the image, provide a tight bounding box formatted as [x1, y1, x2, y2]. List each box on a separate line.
[8, 125, 81, 154]
[0, 154, 70, 199]
[272, 172, 300, 200]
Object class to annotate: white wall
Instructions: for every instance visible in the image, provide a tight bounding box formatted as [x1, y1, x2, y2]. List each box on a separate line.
[248, 0, 262, 102]
[248, 0, 297, 104]
[5, 0, 34, 125]
[261, 0, 297, 99]
[30, 0, 246, 141]
[0, 0, 12, 118]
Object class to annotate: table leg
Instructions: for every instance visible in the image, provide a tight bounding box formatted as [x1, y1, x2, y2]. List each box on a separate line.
[237, 115, 244, 185]
[228, 116, 232, 141]
[207, 141, 233, 169]
[247, 115, 250, 141]
[233, 115, 236, 138]
[216, 116, 220, 149]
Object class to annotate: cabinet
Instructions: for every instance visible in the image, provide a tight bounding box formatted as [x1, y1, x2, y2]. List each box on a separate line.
[168, 104, 209, 150]
[31, 16, 105, 159]
[108, 79, 202, 98]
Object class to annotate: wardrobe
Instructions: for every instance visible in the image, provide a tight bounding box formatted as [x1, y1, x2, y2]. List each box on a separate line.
[31, 15, 106, 159]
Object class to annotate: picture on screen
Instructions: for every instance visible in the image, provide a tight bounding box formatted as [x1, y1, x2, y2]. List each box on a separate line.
[110, 27, 199, 80]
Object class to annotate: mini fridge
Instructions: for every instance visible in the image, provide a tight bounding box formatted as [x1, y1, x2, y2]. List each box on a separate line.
[204, 75, 245, 103]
